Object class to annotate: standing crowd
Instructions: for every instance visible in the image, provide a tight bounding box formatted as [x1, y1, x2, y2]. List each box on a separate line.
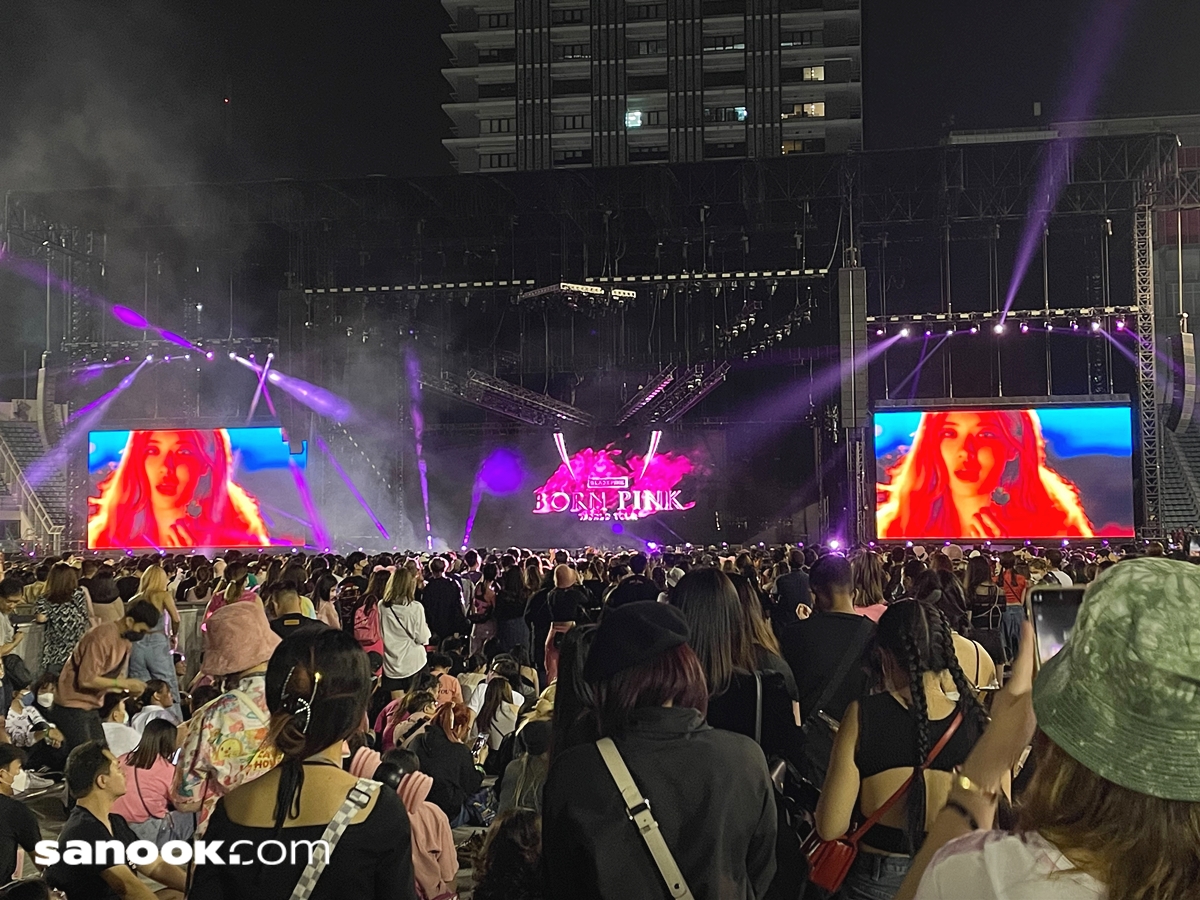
[0, 538, 1195, 899]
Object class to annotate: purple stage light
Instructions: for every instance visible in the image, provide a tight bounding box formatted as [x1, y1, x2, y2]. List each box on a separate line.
[479, 448, 525, 495]
[158, 330, 196, 350]
[1020, 323, 1029, 333]
[1116, 319, 1126, 330]
[899, 327, 910, 337]
[828, 538, 840, 550]
[206, 351, 215, 360]
[611, 522, 625, 535]
[924, 329, 932, 337]
[993, 323, 1004, 334]
[263, 369, 354, 421]
[969, 325, 979, 334]
[1091, 320, 1101, 331]
[647, 541, 658, 551]
[875, 328, 884, 336]
[999, 0, 1138, 320]
[112, 305, 150, 329]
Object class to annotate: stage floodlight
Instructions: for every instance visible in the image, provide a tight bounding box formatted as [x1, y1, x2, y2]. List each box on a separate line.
[899, 327, 910, 337]
[993, 323, 1004, 334]
[1020, 323, 1029, 333]
[1091, 320, 1101, 331]
[1116, 318, 1126, 330]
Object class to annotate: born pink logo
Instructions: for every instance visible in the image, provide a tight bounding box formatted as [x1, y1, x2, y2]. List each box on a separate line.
[533, 431, 697, 521]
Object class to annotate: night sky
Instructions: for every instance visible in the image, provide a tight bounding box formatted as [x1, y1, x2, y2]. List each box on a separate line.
[1, 1, 1197, 192]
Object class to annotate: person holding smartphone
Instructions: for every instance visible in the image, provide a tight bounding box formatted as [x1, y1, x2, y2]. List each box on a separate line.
[897, 558, 1200, 900]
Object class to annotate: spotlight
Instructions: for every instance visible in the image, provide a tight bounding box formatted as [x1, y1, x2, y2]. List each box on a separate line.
[184, 354, 191, 361]
[267, 352, 275, 360]
[1071, 320, 1079, 331]
[969, 325, 979, 334]
[228, 352, 237, 359]
[1046, 322, 1054, 331]
[206, 351, 215, 360]
[899, 327, 910, 337]
[124, 356, 131, 362]
[1116, 318, 1126, 330]
[946, 326, 955, 335]
[993, 323, 1004, 334]
[145, 354, 154, 362]
[1020, 323, 1029, 333]
[828, 539, 840, 550]
[924, 329, 932, 337]
[1091, 320, 1101, 331]
[164, 356, 172, 362]
[875, 328, 885, 336]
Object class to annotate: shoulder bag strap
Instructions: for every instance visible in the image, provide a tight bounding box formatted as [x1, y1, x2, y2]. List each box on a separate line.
[845, 710, 964, 844]
[289, 777, 380, 900]
[753, 671, 763, 746]
[596, 738, 695, 900]
[388, 604, 421, 646]
[809, 623, 873, 723]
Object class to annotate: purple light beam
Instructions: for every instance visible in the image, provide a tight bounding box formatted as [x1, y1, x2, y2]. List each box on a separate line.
[313, 434, 390, 540]
[1000, 0, 1138, 320]
[405, 351, 434, 551]
[288, 459, 332, 551]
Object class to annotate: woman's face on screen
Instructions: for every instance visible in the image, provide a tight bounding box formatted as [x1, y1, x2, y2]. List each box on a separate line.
[937, 413, 1006, 497]
[143, 431, 204, 512]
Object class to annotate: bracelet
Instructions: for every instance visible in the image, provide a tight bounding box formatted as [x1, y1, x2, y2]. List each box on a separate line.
[952, 768, 999, 801]
[944, 799, 980, 831]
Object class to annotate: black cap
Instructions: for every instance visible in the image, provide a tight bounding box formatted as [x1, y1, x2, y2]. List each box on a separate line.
[584, 601, 690, 682]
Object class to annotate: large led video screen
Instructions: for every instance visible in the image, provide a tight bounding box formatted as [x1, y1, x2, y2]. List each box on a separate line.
[874, 405, 1135, 540]
[87, 427, 309, 549]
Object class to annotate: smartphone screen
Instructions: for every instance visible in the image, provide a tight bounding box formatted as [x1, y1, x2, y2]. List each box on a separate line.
[1030, 588, 1085, 663]
[1190, 537, 1200, 557]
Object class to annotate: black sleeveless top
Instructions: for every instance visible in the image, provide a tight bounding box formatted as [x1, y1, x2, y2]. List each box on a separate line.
[854, 692, 978, 854]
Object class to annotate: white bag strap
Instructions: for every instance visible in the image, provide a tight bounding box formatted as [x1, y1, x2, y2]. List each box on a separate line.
[288, 777, 380, 900]
[596, 737, 695, 900]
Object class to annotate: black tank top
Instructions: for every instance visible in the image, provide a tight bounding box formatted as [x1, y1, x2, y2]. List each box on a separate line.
[854, 691, 977, 854]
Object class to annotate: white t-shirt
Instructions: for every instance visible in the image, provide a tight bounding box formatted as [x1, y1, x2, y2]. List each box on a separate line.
[1046, 570, 1074, 587]
[379, 601, 431, 679]
[103, 721, 143, 759]
[468, 678, 516, 715]
[914, 831, 1104, 900]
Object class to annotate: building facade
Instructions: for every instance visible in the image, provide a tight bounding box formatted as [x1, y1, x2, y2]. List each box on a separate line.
[441, 0, 861, 172]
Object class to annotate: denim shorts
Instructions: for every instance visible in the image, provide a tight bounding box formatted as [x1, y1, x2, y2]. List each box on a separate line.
[836, 851, 912, 900]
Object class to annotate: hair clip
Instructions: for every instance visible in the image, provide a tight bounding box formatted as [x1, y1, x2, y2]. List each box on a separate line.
[281, 666, 323, 733]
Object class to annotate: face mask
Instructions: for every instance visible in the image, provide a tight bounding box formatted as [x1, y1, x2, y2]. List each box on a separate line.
[37, 692, 54, 708]
[123, 631, 146, 643]
[10, 770, 27, 794]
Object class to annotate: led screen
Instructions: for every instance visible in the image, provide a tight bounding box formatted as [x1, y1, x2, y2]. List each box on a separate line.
[531, 430, 700, 523]
[87, 427, 308, 549]
[874, 406, 1135, 540]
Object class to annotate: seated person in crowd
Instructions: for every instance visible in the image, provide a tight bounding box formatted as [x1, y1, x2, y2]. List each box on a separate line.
[0, 745, 42, 883]
[45, 741, 186, 900]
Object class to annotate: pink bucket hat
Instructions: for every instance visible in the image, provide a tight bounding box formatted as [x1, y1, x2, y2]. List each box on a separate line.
[202, 600, 281, 676]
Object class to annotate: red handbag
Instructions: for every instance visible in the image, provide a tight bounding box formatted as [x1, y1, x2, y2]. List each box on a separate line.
[803, 710, 964, 893]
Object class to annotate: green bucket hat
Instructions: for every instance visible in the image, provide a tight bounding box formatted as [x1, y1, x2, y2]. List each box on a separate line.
[1033, 557, 1200, 801]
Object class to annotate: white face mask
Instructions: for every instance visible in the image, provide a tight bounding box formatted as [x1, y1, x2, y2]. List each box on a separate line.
[37, 692, 54, 708]
[10, 770, 28, 794]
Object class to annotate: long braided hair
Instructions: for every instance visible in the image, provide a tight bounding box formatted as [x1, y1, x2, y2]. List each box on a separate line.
[875, 600, 989, 851]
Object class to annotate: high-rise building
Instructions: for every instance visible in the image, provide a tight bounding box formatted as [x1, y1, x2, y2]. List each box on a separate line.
[440, 0, 861, 173]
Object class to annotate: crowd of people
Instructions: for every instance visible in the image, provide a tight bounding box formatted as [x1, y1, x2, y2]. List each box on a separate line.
[0, 537, 1194, 899]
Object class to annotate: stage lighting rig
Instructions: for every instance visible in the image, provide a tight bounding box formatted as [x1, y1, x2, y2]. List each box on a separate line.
[615, 366, 677, 425]
[516, 281, 636, 314]
[417, 368, 594, 427]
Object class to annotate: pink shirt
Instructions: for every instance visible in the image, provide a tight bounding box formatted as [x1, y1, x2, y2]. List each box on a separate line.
[112, 756, 176, 823]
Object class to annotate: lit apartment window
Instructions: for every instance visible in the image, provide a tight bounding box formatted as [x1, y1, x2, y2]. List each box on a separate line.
[636, 40, 666, 55]
[802, 66, 825, 82]
[484, 13, 511, 28]
[781, 138, 825, 155]
[780, 30, 816, 47]
[551, 8, 586, 24]
[554, 43, 591, 60]
[628, 3, 666, 20]
[782, 102, 825, 119]
[482, 118, 515, 134]
[703, 35, 745, 51]
[554, 114, 591, 130]
[626, 110, 643, 128]
[483, 153, 516, 168]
